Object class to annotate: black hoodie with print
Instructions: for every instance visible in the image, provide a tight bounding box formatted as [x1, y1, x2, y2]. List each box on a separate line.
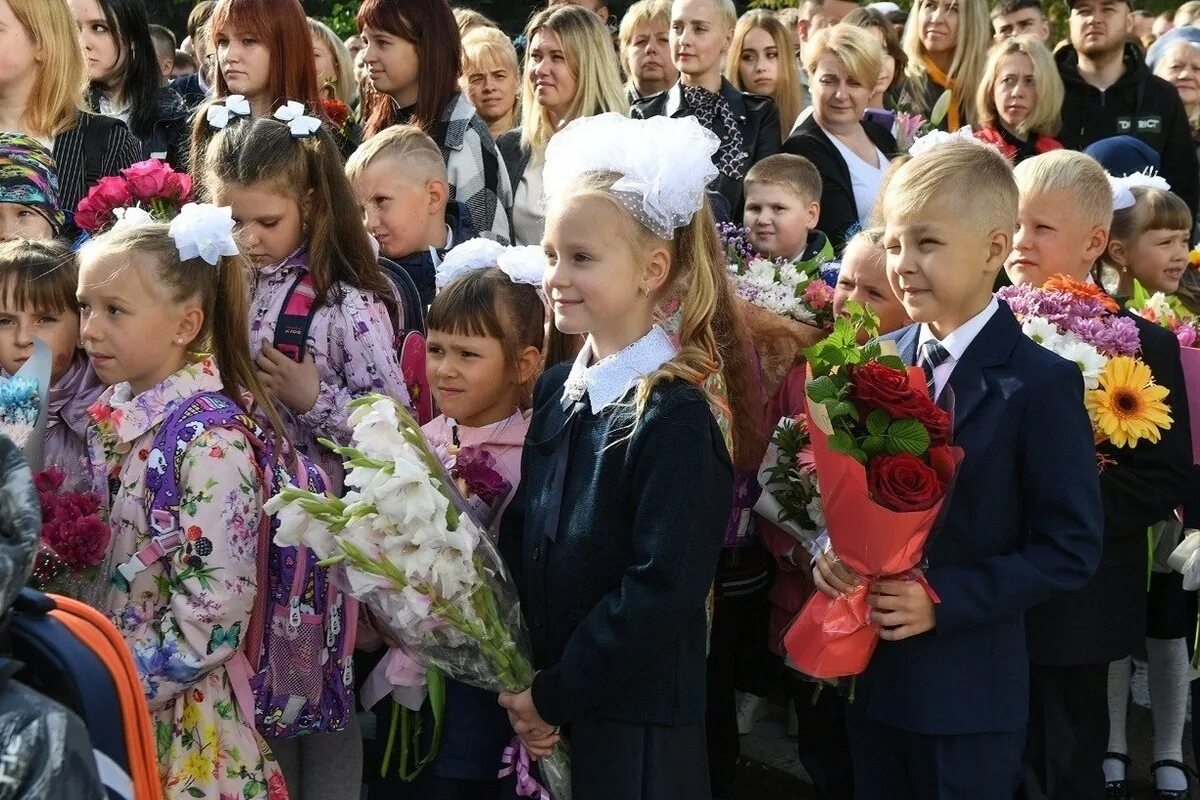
[1057, 43, 1199, 219]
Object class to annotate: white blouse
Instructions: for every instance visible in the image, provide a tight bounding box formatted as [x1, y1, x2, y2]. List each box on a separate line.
[827, 133, 890, 225]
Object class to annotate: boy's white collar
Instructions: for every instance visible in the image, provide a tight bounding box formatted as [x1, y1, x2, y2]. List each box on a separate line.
[561, 326, 678, 413]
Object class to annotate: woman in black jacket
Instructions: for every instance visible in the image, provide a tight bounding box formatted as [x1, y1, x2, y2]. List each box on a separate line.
[633, 0, 779, 218]
[783, 25, 894, 253]
[72, 0, 190, 169]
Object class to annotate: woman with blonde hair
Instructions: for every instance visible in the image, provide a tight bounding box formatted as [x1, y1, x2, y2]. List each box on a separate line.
[0, 0, 138, 221]
[725, 10, 802, 138]
[619, 0, 678, 102]
[497, 4, 627, 245]
[460, 26, 521, 139]
[309, 17, 359, 108]
[974, 36, 1063, 163]
[899, 0, 990, 131]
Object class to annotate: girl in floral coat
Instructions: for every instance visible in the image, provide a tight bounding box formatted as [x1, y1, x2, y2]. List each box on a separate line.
[199, 112, 409, 798]
[81, 215, 288, 799]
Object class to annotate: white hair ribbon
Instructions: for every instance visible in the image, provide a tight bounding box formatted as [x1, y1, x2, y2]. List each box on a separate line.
[1108, 170, 1172, 211]
[205, 94, 251, 130]
[168, 203, 239, 266]
[274, 101, 322, 138]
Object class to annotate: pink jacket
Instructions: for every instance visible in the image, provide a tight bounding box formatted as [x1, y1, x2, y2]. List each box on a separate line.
[422, 410, 530, 510]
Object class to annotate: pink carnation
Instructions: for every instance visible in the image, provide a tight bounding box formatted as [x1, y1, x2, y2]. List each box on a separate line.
[43, 513, 109, 569]
[803, 280, 834, 310]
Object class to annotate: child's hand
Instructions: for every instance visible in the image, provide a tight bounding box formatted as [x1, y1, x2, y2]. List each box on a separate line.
[257, 340, 319, 414]
[813, 552, 861, 597]
[498, 689, 559, 758]
[868, 579, 936, 640]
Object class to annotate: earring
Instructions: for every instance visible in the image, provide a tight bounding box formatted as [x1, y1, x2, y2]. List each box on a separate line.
[176, 338, 184, 345]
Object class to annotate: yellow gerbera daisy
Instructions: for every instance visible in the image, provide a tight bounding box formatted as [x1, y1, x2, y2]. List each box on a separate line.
[1085, 356, 1173, 448]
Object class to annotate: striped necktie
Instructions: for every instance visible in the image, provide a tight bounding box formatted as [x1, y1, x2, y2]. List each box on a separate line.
[919, 339, 951, 399]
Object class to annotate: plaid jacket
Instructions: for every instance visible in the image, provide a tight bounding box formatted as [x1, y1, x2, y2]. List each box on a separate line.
[435, 92, 512, 244]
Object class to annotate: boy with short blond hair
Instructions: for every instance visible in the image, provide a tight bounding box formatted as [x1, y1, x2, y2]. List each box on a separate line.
[815, 139, 1103, 797]
[743, 154, 833, 265]
[1008, 149, 1193, 798]
[345, 124, 478, 306]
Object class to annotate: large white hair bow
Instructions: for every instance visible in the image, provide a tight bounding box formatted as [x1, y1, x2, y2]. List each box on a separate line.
[206, 94, 251, 130]
[907, 125, 979, 158]
[274, 101, 322, 138]
[541, 113, 720, 240]
[168, 203, 239, 266]
[436, 239, 547, 290]
[1109, 170, 1172, 211]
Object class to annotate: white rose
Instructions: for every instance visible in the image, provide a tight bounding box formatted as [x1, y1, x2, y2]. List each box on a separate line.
[747, 259, 777, 284]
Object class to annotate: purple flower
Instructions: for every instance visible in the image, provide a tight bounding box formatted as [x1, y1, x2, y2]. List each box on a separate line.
[452, 447, 511, 506]
[998, 286, 1141, 357]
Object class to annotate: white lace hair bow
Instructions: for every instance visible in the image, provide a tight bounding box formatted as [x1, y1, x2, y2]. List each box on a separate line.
[907, 125, 979, 158]
[541, 113, 720, 240]
[1109, 170, 1172, 211]
[274, 101, 322, 138]
[206, 94, 251, 130]
[436, 239, 547, 290]
[168, 203, 239, 266]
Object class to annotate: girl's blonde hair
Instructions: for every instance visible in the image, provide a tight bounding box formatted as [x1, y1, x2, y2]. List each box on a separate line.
[550, 171, 761, 469]
[0, 239, 78, 314]
[78, 224, 284, 440]
[426, 268, 546, 408]
[308, 17, 358, 107]
[726, 11, 803, 138]
[9, 0, 86, 138]
[903, 0, 990, 126]
[520, 5, 628, 155]
[976, 35, 1063, 139]
[460, 27, 521, 132]
[804, 24, 883, 91]
[1109, 187, 1193, 246]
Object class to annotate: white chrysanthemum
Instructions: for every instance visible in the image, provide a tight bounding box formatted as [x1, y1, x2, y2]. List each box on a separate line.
[747, 259, 777, 284]
[778, 262, 804, 288]
[1057, 339, 1108, 390]
[1022, 317, 1063, 347]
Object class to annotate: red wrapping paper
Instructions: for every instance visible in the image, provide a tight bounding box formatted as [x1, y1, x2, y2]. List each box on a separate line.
[783, 366, 962, 678]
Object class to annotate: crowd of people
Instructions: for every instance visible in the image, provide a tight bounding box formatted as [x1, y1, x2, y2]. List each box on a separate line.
[0, 0, 1199, 799]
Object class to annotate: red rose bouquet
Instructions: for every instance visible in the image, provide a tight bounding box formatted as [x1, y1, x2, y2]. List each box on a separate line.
[28, 467, 111, 605]
[782, 304, 962, 679]
[74, 158, 192, 234]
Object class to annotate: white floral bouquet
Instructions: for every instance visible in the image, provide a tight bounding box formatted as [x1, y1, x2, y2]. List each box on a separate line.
[266, 395, 571, 798]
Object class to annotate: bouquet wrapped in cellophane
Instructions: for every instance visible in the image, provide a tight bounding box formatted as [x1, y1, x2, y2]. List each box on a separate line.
[266, 395, 571, 799]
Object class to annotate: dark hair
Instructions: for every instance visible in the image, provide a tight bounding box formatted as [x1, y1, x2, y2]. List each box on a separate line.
[0, 239, 77, 314]
[174, 50, 197, 71]
[87, 0, 164, 141]
[357, 0, 462, 139]
[149, 23, 176, 53]
[80, 224, 284, 442]
[991, 0, 1044, 18]
[202, 116, 398, 326]
[426, 268, 546, 406]
[843, 7, 907, 90]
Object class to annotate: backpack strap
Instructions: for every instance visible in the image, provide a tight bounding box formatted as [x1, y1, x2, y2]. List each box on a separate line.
[83, 114, 118, 188]
[379, 257, 426, 334]
[273, 272, 318, 362]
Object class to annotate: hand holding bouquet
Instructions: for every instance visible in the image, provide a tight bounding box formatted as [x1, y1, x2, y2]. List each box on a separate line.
[266, 395, 571, 799]
[782, 305, 962, 679]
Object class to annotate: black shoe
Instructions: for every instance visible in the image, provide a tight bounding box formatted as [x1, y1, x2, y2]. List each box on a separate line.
[1104, 752, 1131, 800]
[1152, 759, 1191, 800]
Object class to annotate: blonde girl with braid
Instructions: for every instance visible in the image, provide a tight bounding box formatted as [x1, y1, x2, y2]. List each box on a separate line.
[496, 114, 737, 798]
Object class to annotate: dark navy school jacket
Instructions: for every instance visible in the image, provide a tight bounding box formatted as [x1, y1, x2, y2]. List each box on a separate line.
[856, 301, 1103, 735]
[503, 366, 732, 727]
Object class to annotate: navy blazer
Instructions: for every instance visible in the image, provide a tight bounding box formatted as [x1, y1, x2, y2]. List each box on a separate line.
[503, 366, 732, 728]
[857, 302, 1103, 735]
[1026, 312, 1193, 665]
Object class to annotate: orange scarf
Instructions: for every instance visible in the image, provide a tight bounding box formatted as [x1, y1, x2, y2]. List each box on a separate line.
[922, 56, 961, 132]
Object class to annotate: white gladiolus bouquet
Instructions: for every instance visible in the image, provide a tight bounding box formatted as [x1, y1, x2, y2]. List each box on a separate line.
[266, 395, 571, 798]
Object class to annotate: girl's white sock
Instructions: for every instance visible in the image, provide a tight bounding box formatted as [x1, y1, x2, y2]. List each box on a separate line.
[1147, 637, 1189, 792]
[1104, 656, 1131, 783]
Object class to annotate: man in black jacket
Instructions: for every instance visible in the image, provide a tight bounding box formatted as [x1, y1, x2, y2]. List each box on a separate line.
[1058, 0, 1199, 220]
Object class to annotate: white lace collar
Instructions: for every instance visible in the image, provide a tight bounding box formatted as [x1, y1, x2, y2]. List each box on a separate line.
[562, 326, 677, 413]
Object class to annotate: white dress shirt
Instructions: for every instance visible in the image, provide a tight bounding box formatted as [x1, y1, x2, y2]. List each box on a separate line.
[916, 297, 999, 402]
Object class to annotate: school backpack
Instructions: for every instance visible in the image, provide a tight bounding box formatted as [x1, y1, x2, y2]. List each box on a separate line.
[7, 589, 163, 800]
[274, 262, 434, 425]
[115, 392, 356, 740]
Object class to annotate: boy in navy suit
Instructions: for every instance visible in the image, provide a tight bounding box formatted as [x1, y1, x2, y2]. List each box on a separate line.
[1007, 150, 1193, 799]
[813, 139, 1104, 799]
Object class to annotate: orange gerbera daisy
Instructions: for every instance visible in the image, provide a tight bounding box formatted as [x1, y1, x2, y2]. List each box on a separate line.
[1042, 274, 1120, 313]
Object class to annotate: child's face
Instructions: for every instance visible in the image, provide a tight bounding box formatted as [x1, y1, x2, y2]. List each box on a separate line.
[78, 252, 198, 394]
[352, 158, 444, 258]
[1006, 189, 1108, 286]
[544, 194, 663, 356]
[0, 291, 79, 385]
[426, 328, 520, 428]
[744, 183, 818, 261]
[215, 26, 272, 105]
[884, 195, 1006, 337]
[833, 242, 910, 339]
[216, 182, 304, 268]
[0, 203, 52, 241]
[1123, 227, 1191, 294]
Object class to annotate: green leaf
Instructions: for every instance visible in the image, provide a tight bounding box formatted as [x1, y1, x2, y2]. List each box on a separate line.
[866, 409, 890, 436]
[850, 447, 868, 464]
[806, 375, 842, 404]
[885, 418, 931, 456]
[186, 789, 206, 798]
[243, 779, 266, 798]
[829, 400, 859, 422]
[878, 355, 907, 371]
[862, 435, 886, 457]
[828, 430, 858, 456]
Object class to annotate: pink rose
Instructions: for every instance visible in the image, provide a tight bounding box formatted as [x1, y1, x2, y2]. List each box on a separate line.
[121, 159, 170, 201]
[91, 175, 132, 209]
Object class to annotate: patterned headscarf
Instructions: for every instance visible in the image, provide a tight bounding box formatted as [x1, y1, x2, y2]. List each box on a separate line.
[0, 133, 65, 235]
